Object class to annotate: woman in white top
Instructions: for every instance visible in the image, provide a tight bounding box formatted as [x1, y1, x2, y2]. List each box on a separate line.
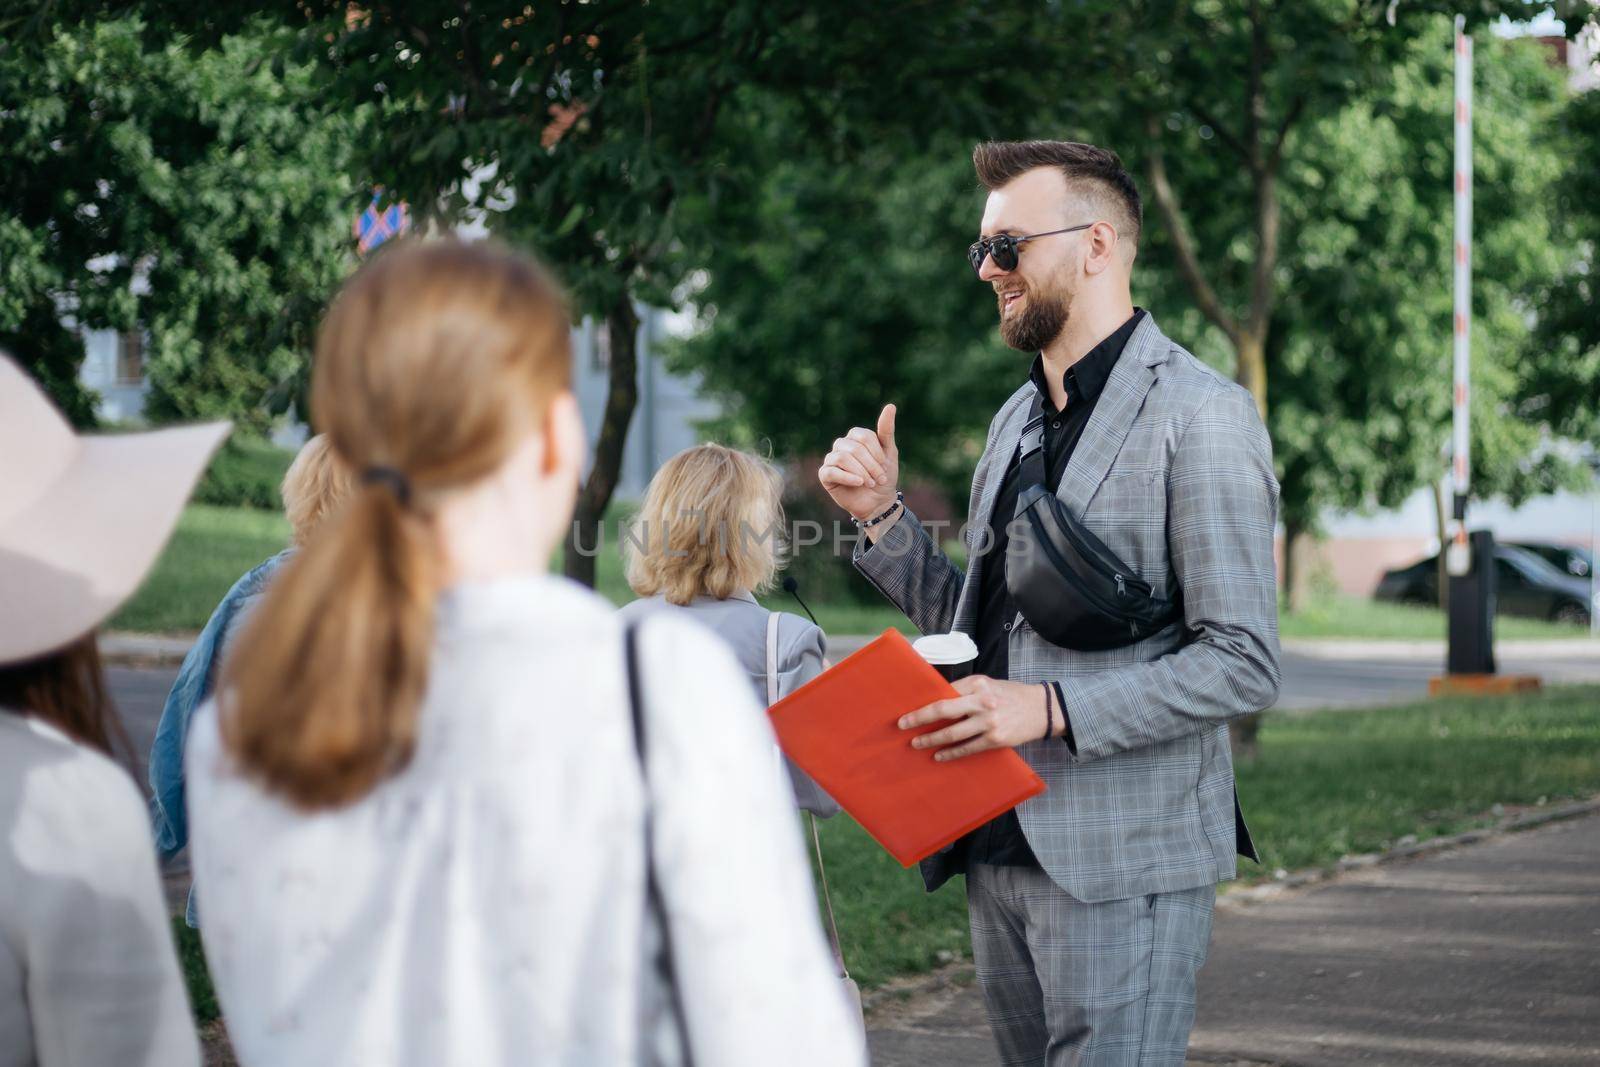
[0, 670, 200, 1067]
[0, 354, 221, 1067]
[185, 240, 865, 1066]
[618, 444, 839, 817]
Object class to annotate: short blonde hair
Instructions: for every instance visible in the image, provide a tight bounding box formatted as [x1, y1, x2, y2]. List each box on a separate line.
[625, 445, 787, 606]
[280, 434, 354, 545]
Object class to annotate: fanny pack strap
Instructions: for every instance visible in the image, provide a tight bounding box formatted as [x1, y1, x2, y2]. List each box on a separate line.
[1017, 391, 1048, 503]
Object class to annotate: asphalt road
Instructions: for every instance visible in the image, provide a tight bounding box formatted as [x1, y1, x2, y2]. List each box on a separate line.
[109, 665, 172, 785]
[108, 666, 187, 910]
[1270, 648, 1600, 710]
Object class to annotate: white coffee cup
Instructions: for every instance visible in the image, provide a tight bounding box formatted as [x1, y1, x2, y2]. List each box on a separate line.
[912, 632, 979, 683]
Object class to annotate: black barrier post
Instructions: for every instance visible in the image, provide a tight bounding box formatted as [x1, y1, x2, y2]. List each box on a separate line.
[1446, 528, 1496, 675]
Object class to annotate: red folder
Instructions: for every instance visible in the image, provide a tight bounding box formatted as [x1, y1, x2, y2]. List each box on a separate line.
[767, 629, 1046, 867]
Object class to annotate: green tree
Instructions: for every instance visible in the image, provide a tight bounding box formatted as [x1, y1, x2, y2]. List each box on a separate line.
[0, 14, 359, 430]
[669, 133, 1021, 509]
[1054, 4, 1600, 618]
[1531, 76, 1600, 448]
[682, 5, 1588, 521]
[114, 0, 1065, 585]
[1261, 28, 1594, 607]
[1060, 1, 1563, 420]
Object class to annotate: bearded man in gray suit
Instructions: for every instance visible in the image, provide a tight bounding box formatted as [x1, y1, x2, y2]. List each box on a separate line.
[818, 140, 1281, 1065]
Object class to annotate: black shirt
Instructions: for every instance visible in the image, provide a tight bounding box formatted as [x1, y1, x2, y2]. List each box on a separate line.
[961, 308, 1145, 870]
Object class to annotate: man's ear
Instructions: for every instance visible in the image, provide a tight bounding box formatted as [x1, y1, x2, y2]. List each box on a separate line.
[543, 390, 586, 482]
[1083, 220, 1121, 277]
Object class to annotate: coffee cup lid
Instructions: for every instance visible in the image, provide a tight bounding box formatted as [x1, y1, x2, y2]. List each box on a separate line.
[912, 631, 978, 666]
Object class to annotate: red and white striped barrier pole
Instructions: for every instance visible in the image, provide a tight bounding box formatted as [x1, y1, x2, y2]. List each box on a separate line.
[1447, 17, 1473, 579]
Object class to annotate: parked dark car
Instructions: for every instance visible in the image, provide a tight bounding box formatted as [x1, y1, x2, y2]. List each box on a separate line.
[1508, 541, 1593, 580]
[1374, 544, 1594, 626]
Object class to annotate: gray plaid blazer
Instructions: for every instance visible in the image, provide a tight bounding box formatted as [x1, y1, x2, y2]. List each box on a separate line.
[854, 313, 1280, 903]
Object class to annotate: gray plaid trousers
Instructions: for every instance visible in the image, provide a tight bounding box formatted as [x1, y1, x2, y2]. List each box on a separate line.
[967, 863, 1214, 1066]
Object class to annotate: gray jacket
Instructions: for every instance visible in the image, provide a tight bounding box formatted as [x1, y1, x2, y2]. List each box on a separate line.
[854, 313, 1280, 902]
[617, 592, 841, 817]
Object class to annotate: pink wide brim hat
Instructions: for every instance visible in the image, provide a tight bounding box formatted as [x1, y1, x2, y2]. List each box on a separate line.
[0, 355, 230, 665]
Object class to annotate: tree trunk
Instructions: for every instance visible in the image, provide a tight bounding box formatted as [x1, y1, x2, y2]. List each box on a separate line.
[1281, 514, 1306, 615]
[1229, 317, 1271, 762]
[1235, 330, 1269, 423]
[562, 296, 640, 588]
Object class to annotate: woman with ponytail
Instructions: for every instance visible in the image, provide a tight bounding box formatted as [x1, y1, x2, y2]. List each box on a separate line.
[184, 240, 865, 1067]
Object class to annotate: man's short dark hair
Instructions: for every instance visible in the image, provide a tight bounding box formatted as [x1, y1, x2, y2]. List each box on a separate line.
[973, 140, 1142, 249]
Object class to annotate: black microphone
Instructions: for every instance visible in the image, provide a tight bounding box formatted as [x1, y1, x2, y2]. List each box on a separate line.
[781, 576, 820, 627]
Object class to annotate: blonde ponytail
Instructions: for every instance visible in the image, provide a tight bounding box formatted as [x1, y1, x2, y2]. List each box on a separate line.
[219, 239, 570, 808]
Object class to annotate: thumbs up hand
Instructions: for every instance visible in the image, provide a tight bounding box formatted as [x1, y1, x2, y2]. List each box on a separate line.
[818, 403, 901, 527]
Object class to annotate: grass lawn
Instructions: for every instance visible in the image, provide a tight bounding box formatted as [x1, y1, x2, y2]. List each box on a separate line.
[113, 506, 291, 633]
[172, 920, 219, 1025]
[812, 684, 1600, 987]
[114, 503, 917, 636]
[1234, 684, 1600, 871]
[755, 598, 913, 637]
[1279, 594, 1588, 641]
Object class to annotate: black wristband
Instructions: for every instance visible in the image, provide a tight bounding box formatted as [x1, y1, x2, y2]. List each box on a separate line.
[1051, 680, 1076, 755]
[852, 490, 904, 530]
[1040, 682, 1053, 742]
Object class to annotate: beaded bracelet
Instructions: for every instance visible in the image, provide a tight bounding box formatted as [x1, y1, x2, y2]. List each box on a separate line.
[852, 490, 904, 530]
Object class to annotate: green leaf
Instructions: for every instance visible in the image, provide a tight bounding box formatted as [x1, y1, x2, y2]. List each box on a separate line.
[554, 202, 585, 237]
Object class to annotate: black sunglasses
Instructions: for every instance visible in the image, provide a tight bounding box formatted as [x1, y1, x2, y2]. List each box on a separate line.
[967, 223, 1094, 276]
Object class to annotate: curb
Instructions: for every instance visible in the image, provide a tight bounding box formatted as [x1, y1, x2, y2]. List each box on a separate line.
[101, 632, 197, 668]
[1217, 795, 1600, 907]
[860, 796, 1600, 1017]
[1279, 637, 1599, 661]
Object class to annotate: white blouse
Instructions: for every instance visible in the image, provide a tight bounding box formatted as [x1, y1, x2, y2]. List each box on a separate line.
[0, 713, 199, 1067]
[186, 574, 865, 1067]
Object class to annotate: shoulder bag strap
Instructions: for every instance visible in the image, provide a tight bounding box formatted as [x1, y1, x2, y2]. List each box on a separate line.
[1017, 389, 1047, 495]
[768, 611, 851, 978]
[807, 812, 851, 980]
[623, 623, 696, 1066]
[765, 610, 781, 707]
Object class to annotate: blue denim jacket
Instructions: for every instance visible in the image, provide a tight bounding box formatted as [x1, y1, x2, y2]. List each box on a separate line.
[148, 549, 291, 926]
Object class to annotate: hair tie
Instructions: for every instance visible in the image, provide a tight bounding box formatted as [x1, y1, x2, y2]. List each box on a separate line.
[361, 465, 412, 507]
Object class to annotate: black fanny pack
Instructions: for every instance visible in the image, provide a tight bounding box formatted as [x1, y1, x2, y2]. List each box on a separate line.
[1004, 396, 1181, 650]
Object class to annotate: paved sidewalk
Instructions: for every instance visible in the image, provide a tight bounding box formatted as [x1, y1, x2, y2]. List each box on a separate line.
[866, 813, 1600, 1066]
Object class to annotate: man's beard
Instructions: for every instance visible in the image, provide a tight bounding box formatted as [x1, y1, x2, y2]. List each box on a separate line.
[998, 282, 1071, 352]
